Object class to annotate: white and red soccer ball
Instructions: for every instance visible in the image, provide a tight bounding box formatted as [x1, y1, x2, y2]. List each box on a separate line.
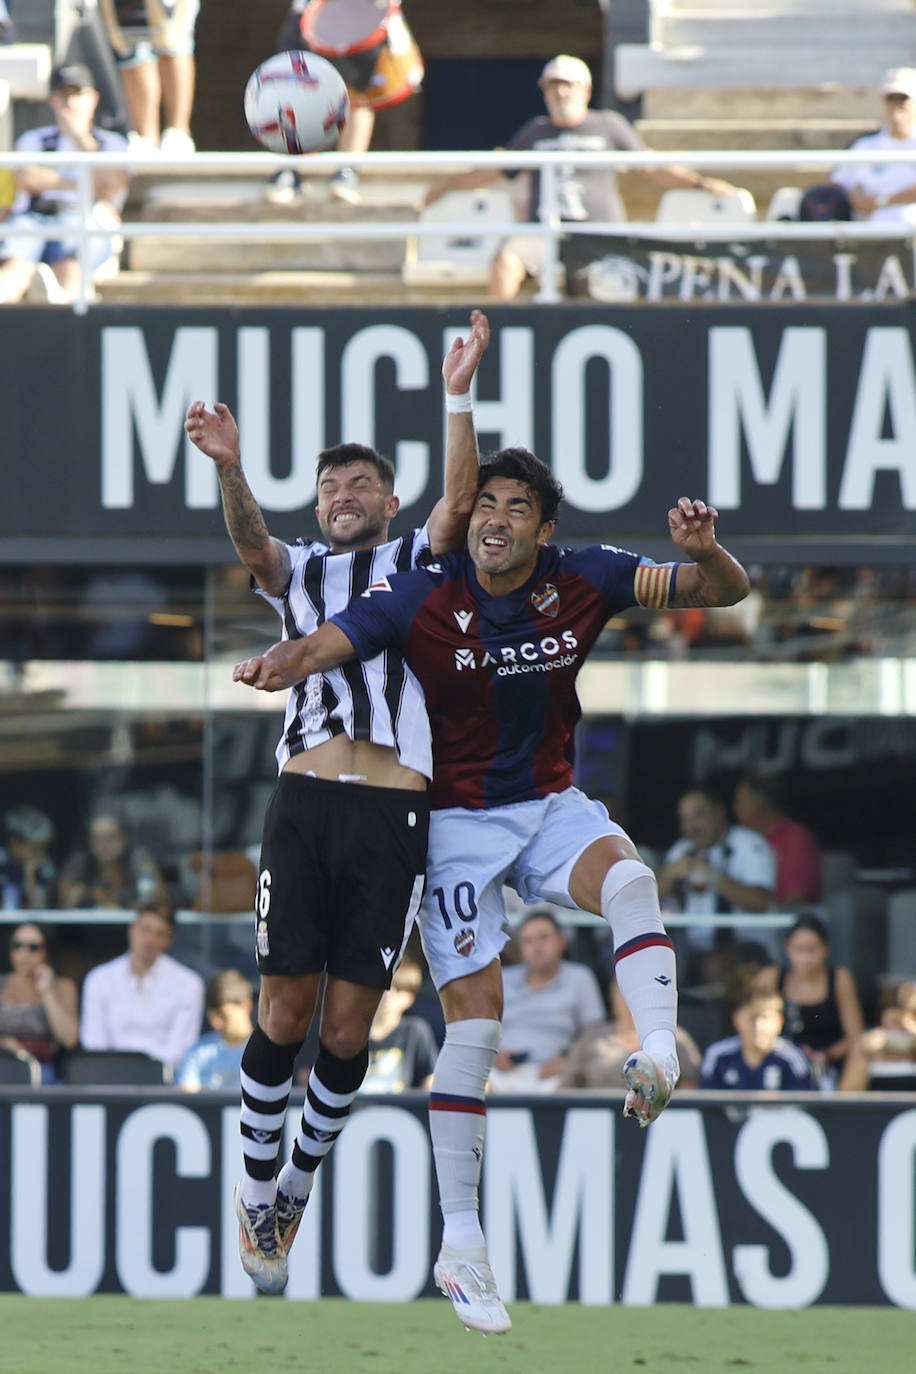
[244, 50, 349, 154]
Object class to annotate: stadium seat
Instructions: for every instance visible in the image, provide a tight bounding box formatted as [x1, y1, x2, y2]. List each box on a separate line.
[402, 187, 517, 286]
[766, 186, 804, 221]
[57, 1049, 169, 1085]
[655, 187, 757, 225]
[0, 1046, 41, 1085]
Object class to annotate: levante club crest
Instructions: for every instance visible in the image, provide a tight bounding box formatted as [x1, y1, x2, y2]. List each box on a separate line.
[531, 584, 559, 618]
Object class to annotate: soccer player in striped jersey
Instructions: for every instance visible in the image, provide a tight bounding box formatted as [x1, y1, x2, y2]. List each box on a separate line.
[184, 310, 489, 1296]
[234, 447, 751, 1334]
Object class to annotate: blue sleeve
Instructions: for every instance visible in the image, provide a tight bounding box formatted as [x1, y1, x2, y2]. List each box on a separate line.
[331, 566, 432, 661]
[571, 545, 680, 613]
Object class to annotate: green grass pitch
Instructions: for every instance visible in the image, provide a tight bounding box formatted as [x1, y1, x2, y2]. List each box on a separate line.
[1, 1297, 912, 1374]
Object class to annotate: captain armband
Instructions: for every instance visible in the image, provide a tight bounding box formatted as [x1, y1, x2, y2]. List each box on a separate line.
[633, 562, 676, 609]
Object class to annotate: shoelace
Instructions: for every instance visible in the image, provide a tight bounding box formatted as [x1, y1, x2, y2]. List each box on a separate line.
[246, 1204, 280, 1257]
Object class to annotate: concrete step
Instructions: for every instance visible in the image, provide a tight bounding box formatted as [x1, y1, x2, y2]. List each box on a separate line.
[134, 175, 424, 224]
[655, 13, 915, 46]
[616, 45, 909, 101]
[643, 84, 886, 120]
[128, 235, 406, 274]
[95, 269, 483, 308]
[636, 117, 877, 151]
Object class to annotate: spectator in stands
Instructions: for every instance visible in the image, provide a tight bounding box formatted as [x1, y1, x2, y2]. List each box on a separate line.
[839, 979, 916, 1092]
[58, 811, 168, 911]
[80, 901, 205, 1072]
[267, 0, 422, 205]
[0, 922, 79, 1081]
[733, 775, 822, 908]
[700, 986, 813, 1090]
[0, 806, 57, 910]
[99, 0, 198, 153]
[754, 913, 865, 1088]
[489, 909, 606, 1091]
[560, 974, 701, 1090]
[656, 785, 776, 981]
[175, 968, 253, 1090]
[829, 68, 916, 224]
[0, 0, 14, 43]
[0, 64, 129, 304]
[361, 953, 439, 1093]
[422, 54, 739, 300]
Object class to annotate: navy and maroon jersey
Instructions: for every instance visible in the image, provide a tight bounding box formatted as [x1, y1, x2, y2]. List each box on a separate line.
[332, 542, 678, 810]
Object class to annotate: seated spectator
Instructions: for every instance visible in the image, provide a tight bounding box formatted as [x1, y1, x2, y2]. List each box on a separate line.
[361, 953, 438, 1094]
[175, 968, 253, 1090]
[0, 64, 128, 304]
[99, 0, 198, 153]
[490, 909, 605, 1092]
[80, 902, 205, 1073]
[1, 805, 57, 909]
[0, 922, 79, 1081]
[656, 786, 776, 981]
[733, 775, 822, 907]
[701, 987, 813, 1091]
[560, 976, 701, 1091]
[58, 811, 168, 910]
[754, 913, 865, 1088]
[829, 68, 916, 223]
[423, 54, 738, 301]
[839, 979, 916, 1092]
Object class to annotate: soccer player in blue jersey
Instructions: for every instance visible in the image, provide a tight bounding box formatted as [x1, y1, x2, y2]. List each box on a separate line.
[185, 310, 489, 1298]
[234, 445, 751, 1332]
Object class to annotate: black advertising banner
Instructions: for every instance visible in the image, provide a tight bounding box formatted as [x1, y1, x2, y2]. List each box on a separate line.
[3, 304, 916, 564]
[562, 234, 916, 305]
[0, 1090, 914, 1306]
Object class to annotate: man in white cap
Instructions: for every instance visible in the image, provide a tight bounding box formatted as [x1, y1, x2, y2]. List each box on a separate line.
[423, 53, 737, 299]
[829, 68, 916, 223]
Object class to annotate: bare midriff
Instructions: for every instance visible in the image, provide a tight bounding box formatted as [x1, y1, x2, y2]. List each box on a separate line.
[282, 735, 427, 791]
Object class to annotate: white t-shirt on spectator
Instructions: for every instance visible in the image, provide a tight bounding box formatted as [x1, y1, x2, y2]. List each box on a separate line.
[663, 824, 776, 951]
[500, 959, 606, 1065]
[830, 128, 916, 225]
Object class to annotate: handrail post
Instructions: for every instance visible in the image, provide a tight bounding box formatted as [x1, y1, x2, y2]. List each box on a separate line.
[534, 162, 563, 304]
[73, 160, 94, 316]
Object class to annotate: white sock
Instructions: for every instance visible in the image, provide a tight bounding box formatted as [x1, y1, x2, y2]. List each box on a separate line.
[276, 1160, 316, 1201]
[602, 860, 678, 1060]
[428, 1018, 501, 1251]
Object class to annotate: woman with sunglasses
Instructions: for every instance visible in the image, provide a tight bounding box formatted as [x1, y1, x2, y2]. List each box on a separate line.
[0, 923, 79, 1082]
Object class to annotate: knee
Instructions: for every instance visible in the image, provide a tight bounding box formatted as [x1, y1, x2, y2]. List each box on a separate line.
[489, 251, 524, 300]
[319, 1017, 370, 1060]
[259, 996, 311, 1046]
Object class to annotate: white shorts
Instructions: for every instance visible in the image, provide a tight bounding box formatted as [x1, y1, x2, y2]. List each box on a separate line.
[418, 787, 628, 990]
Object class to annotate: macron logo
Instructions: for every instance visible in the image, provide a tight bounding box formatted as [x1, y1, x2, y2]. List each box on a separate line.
[362, 576, 392, 597]
[380, 946, 396, 970]
[455, 648, 476, 671]
[454, 609, 473, 634]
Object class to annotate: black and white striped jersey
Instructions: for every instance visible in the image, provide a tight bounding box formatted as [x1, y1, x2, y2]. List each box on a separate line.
[253, 526, 433, 778]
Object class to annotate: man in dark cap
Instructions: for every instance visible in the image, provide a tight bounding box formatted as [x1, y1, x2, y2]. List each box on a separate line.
[0, 63, 129, 302]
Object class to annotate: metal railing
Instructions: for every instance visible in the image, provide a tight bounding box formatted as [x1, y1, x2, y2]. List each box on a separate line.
[2, 145, 916, 311]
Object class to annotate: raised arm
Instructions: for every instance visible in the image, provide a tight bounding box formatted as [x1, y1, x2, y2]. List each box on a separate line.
[665, 498, 750, 608]
[426, 309, 490, 555]
[233, 621, 357, 693]
[184, 401, 291, 597]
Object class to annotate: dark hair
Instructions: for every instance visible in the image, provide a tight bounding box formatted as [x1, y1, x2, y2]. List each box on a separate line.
[785, 912, 830, 946]
[206, 968, 253, 1010]
[518, 907, 562, 934]
[734, 984, 783, 1014]
[9, 921, 53, 957]
[738, 774, 784, 810]
[681, 783, 727, 811]
[316, 443, 395, 492]
[477, 448, 563, 526]
[134, 900, 176, 930]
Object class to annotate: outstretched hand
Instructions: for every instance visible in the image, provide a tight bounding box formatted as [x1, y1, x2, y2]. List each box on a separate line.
[668, 497, 719, 561]
[184, 401, 240, 467]
[443, 309, 490, 394]
[233, 640, 304, 692]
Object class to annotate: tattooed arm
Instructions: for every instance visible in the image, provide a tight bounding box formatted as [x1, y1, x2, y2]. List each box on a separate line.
[666, 498, 750, 608]
[185, 401, 291, 597]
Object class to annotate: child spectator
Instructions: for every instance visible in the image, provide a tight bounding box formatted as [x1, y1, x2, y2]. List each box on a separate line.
[839, 980, 916, 1092]
[701, 987, 813, 1090]
[361, 953, 438, 1094]
[176, 969, 254, 1090]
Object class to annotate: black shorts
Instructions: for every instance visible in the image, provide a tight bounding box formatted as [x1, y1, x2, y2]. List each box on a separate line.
[254, 773, 429, 988]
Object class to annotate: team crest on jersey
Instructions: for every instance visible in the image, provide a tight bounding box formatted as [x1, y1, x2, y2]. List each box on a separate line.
[531, 583, 559, 618]
[257, 920, 269, 957]
[454, 928, 476, 957]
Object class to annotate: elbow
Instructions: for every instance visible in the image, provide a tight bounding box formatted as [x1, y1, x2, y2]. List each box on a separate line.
[720, 570, 751, 606]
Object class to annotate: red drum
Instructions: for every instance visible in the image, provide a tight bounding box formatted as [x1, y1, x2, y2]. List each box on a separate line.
[300, 0, 424, 110]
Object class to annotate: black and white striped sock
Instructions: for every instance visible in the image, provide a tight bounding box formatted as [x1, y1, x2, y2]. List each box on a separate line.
[239, 1024, 301, 1207]
[278, 1041, 369, 1199]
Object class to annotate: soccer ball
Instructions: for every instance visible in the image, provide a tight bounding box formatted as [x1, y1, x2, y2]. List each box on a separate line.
[244, 50, 350, 154]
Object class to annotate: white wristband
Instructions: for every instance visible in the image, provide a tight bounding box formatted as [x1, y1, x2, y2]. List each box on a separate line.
[445, 391, 473, 414]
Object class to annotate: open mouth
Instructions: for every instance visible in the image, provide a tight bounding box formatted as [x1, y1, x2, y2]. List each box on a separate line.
[481, 534, 508, 550]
